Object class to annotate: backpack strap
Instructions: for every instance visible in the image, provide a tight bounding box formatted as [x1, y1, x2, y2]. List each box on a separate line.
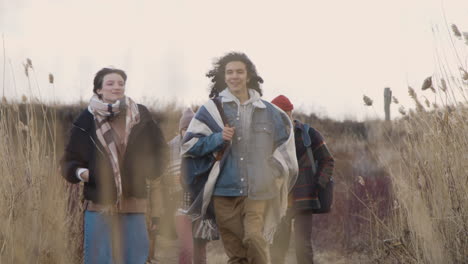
[302, 124, 312, 147]
[212, 97, 228, 161]
[302, 123, 317, 176]
[212, 97, 228, 126]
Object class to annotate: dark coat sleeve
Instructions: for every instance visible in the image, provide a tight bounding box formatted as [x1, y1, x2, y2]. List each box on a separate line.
[309, 128, 335, 183]
[60, 125, 91, 184]
[139, 106, 169, 181]
[148, 120, 169, 180]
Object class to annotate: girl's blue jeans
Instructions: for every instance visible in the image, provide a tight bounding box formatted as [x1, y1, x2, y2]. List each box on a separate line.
[84, 210, 149, 264]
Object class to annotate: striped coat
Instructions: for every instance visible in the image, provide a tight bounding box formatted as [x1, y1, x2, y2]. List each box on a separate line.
[292, 120, 335, 210]
[180, 90, 298, 241]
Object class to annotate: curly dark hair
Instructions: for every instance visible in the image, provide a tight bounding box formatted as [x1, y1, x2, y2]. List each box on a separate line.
[206, 52, 264, 98]
[93, 67, 127, 98]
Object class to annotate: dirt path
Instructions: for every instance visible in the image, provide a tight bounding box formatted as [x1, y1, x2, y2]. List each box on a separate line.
[152, 235, 352, 264]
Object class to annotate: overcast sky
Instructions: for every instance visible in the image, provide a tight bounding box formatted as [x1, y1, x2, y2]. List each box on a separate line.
[1, 0, 468, 120]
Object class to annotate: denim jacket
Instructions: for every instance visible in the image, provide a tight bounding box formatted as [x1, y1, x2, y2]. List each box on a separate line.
[185, 89, 292, 200]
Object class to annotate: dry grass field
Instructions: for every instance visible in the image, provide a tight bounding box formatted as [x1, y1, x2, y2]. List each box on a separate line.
[1, 93, 466, 263]
[0, 26, 467, 264]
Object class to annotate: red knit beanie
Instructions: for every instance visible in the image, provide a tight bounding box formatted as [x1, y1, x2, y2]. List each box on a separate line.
[271, 95, 294, 112]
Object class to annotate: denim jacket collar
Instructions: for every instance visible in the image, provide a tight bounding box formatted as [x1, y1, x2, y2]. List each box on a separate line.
[219, 88, 266, 109]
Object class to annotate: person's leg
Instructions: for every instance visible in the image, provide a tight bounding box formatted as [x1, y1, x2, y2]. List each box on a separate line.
[175, 214, 194, 264]
[192, 238, 208, 264]
[83, 211, 113, 264]
[147, 218, 158, 263]
[294, 211, 314, 264]
[213, 196, 248, 264]
[120, 213, 150, 264]
[243, 198, 269, 264]
[270, 209, 293, 264]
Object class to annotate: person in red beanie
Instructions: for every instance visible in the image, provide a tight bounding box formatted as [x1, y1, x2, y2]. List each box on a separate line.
[270, 95, 335, 264]
[271, 95, 294, 115]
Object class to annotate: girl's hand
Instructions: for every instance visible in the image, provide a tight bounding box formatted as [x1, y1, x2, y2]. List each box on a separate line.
[80, 170, 89, 182]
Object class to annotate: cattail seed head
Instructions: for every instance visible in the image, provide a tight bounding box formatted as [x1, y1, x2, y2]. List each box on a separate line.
[363, 95, 373, 106]
[440, 78, 447, 92]
[26, 58, 33, 68]
[451, 24, 462, 38]
[446, 106, 454, 114]
[23, 63, 29, 77]
[408, 86, 416, 98]
[421, 76, 433, 90]
[398, 106, 406, 115]
[408, 87, 425, 112]
[49, 73, 54, 84]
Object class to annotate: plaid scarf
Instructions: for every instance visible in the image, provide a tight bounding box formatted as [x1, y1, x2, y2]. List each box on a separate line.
[88, 95, 140, 208]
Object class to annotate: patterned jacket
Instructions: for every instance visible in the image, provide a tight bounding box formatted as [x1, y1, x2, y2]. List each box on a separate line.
[292, 120, 334, 210]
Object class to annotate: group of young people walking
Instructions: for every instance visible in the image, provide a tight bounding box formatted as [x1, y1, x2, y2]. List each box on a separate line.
[61, 52, 334, 264]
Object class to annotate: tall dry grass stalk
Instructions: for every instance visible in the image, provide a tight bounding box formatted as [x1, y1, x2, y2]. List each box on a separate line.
[366, 25, 468, 263]
[378, 106, 468, 263]
[0, 98, 81, 262]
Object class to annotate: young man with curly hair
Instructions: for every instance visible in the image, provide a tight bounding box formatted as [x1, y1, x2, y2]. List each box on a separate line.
[181, 52, 298, 264]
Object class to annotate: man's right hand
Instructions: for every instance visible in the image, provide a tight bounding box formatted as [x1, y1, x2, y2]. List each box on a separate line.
[222, 125, 235, 141]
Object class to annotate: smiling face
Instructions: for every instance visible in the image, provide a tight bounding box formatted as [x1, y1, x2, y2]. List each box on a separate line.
[225, 61, 250, 96]
[96, 73, 126, 103]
